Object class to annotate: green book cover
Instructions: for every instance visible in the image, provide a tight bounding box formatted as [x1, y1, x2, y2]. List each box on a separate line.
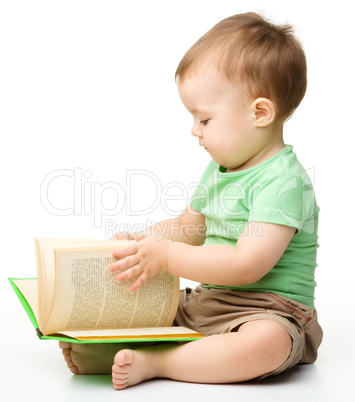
[9, 277, 203, 344]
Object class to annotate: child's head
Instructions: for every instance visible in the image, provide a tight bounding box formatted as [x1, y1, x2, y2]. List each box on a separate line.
[175, 12, 307, 124]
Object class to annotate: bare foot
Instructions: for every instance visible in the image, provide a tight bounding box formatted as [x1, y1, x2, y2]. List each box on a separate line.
[59, 341, 127, 375]
[112, 349, 160, 390]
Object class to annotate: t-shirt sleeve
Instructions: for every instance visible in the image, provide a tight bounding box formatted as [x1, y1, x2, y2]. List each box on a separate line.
[248, 172, 319, 233]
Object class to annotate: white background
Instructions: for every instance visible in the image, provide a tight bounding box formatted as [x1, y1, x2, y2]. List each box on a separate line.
[0, 1, 354, 401]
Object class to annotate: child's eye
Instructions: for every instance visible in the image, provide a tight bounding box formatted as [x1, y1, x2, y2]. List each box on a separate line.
[200, 119, 209, 126]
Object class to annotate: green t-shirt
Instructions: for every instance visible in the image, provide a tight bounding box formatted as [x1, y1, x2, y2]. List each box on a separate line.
[191, 145, 319, 308]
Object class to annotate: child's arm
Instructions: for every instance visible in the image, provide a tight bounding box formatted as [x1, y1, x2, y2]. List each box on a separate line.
[110, 205, 206, 245]
[167, 222, 295, 285]
[109, 219, 295, 291]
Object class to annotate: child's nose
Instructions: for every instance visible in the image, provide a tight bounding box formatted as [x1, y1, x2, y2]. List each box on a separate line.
[191, 122, 203, 138]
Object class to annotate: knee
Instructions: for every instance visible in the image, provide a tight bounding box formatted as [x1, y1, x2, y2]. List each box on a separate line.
[238, 320, 293, 372]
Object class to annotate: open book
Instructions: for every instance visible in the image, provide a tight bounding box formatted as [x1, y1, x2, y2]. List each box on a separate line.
[9, 238, 203, 343]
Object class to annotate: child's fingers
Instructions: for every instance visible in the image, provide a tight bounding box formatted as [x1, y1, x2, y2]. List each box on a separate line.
[117, 264, 141, 282]
[110, 254, 140, 273]
[129, 272, 149, 291]
[112, 242, 138, 258]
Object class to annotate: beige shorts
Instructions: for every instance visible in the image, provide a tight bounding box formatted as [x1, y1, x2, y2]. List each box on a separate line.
[174, 285, 323, 380]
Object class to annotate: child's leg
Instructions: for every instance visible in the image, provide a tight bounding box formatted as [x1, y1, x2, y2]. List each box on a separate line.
[112, 319, 292, 390]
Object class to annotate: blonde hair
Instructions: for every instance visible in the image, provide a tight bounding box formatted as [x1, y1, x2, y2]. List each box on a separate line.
[175, 12, 307, 123]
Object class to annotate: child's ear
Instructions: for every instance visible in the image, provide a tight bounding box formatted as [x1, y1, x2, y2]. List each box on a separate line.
[251, 98, 276, 127]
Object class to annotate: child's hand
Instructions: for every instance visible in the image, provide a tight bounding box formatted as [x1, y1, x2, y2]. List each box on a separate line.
[108, 236, 171, 291]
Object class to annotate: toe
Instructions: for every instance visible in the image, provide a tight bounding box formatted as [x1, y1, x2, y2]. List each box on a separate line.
[70, 366, 79, 375]
[59, 341, 72, 350]
[113, 380, 129, 390]
[60, 343, 80, 375]
[62, 349, 70, 357]
[112, 371, 129, 380]
[66, 359, 79, 374]
[112, 363, 129, 374]
[112, 361, 130, 390]
[114, 350, 134, 367]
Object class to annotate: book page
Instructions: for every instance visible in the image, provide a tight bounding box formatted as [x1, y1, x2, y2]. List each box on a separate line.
[35, 238, 131, 328]
[43, 247, 180, 335]
[59, 326, 202, 341]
